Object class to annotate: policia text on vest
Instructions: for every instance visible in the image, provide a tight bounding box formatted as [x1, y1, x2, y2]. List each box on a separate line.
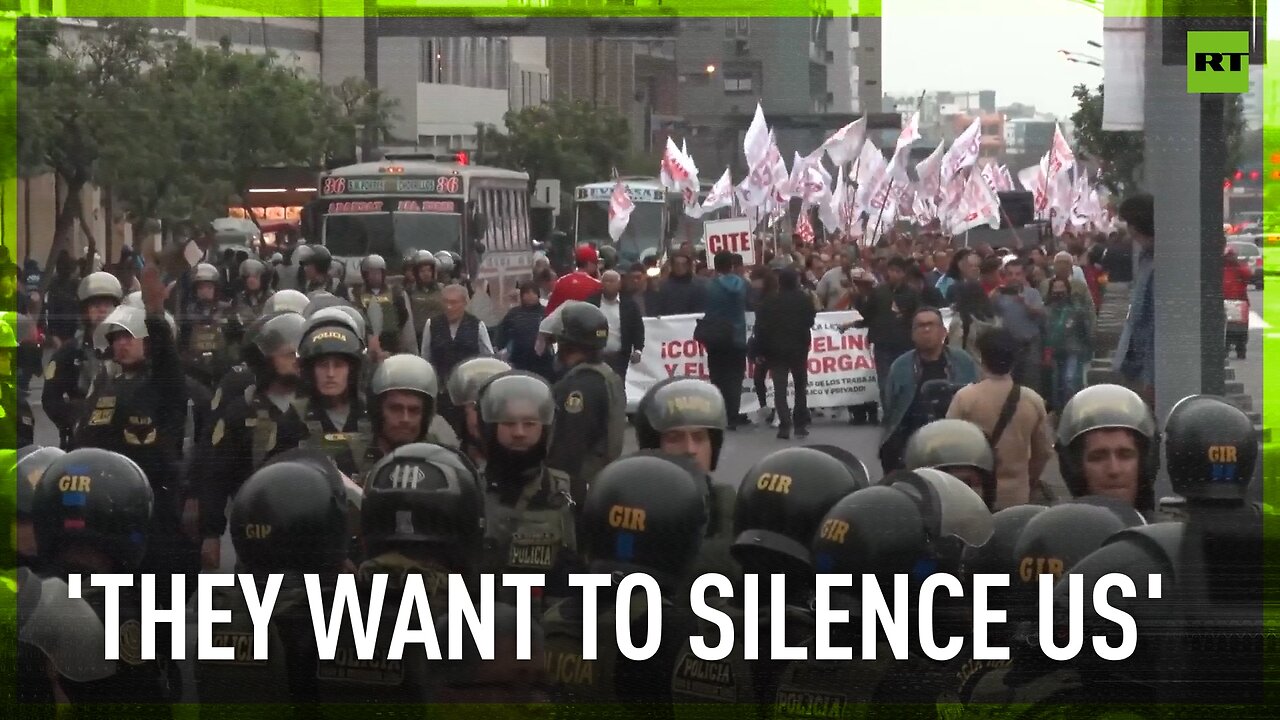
[64, 570, 1161, 664]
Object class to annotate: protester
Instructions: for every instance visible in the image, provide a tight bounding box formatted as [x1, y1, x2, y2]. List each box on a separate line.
[700, 251, 749, 430]
[978, 255, 1004, 296]
[754, 268, 816, 439]
[747, 266, 777, 426]
[1044, 276, 1095, 412]
[1113, 194, 1155, 405]
[990, 257, 1046, 393]
[495, 281, 555, 381]
[848, 256, 919, 408]
[946, 327, 1053, 509]
[653, 250, 706, 316]
[587, 270, 644, 384]
[948, 279, 1001, 364]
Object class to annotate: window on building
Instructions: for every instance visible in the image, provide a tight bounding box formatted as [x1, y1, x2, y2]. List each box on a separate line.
[421, 39, 444, 83]
[725, 18, 748, 37]
[724, 76, 752, 93]
[493, 38, 509, 90]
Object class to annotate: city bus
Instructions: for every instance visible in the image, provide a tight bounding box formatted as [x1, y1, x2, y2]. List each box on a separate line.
[573, 177, 730, 265]
[305, 154, 534, 321]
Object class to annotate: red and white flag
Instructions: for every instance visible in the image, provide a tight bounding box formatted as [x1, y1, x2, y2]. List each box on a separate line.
[996, 165, 1015, 192]
[795, 209, 816, 244]
[699, 168, 734, 216]
[979, 163, 1001, 195]
[1018, 157, 1049, 216]
[820, 117, 868, 168]
[1045, 124, 1076, 183]
[949, 167, 1002, 235]
[608, 179, 635, 242]
[660, 137, 699, 192]
[941, 117, 982, 186]
[743, 103, 771, 168]
[914, 141, 946, 201]
[895, 111, 922, 154]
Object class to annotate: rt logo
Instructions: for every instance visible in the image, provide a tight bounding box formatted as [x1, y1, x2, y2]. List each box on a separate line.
[1187, 31, 1250, 93]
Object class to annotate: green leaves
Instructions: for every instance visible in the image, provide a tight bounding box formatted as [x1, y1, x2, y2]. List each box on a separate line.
[485, 99, 635, 192]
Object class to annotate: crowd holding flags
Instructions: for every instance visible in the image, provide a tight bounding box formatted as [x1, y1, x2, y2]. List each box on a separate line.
[627, 101, 1115, 248]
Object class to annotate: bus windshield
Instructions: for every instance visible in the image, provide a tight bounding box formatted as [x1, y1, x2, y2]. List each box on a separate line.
[323, 211, 462, 271]
[575, 202, 664, 265]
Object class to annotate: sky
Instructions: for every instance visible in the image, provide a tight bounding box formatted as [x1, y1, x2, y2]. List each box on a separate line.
[880, 0, 1106, 119]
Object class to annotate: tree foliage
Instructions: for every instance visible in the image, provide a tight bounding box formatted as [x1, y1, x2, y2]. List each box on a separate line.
[1071, 83, 1246, 197]
[482, 99, 635, 191]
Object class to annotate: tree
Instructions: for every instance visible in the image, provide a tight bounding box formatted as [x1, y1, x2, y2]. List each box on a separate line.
[482, 99, 635, 192]
[1071, 83, 1246, 196]
[17, 18, 160, 272]
[325, 77, 400, 167]
[1069, 83, 1144, 196]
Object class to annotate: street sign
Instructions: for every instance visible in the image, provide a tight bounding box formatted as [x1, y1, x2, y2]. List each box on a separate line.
[704, 217, 756, 263]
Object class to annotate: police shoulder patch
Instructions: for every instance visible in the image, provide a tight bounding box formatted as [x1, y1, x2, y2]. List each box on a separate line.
[212, 419, 226, 446]
[119, 619, 144, 666]
[44, 361, 57, 380]
[564, 391, 584, 414]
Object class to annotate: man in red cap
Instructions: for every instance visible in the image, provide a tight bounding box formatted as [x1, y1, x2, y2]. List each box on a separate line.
[544, 244, 602, 316]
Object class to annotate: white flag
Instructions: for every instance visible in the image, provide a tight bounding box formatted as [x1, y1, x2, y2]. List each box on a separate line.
[949, 168, 1002, 235]
[895, 111, 922, 154]
[819, 170, 843, 234]
[743, 103, 770, 169]
[699, 168, 734, 215]
[996, 165, 1015, 192]
[660, 137, 698, 192]
[608, 180, 635, 242]
[1046, 124, 1076, 183]
[820, 117, 868, 168]
[941, 118, 982, 185]
[914, 141, 945, 201]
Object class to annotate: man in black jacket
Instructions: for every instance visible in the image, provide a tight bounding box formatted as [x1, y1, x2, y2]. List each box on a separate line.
[653, 251, 706, 316]
[587, 270, 644, 383]
[851, 256, 921, 407]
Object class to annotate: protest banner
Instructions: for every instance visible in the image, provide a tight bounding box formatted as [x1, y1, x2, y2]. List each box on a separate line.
[703, 217, 757, 264]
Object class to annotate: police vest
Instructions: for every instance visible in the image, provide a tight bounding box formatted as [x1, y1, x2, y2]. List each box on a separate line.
[772, 634, 916, 719]
[408, 286, 445, 340]
[72, 332, 103, 397]
[542, 588, 677, 704]
[482, 468, 577, 612]
[183, 302, 232, 376]
[250, 395, 375, 484]
[669, 607, 763, 712]
[193, 583, 293, 704]
[560, 362, 626, 486]
[357, 287, 405, 337]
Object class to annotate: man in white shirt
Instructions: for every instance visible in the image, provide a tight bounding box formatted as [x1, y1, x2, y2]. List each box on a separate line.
[587, 270, 643, 382]
[420, 284, 493, 435]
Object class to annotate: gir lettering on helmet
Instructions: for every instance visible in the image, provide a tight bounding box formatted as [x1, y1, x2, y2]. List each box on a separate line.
[608, 505, 647, 531]
[757, 473, 793, 494]
[1207, 445, 1238, 463]
[57, 475, 91, 492]
[819, 519, 849, 544]
[1019, 556, 1063, 583]
[245, 524, 272, 540]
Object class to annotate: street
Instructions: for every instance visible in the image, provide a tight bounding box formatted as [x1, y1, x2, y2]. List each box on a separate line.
[26, 286, 1265, 504]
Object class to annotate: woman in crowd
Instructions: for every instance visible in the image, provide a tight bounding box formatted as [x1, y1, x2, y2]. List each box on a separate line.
[948, 279, 1001, 366]
[1044, 275, 1095, 412]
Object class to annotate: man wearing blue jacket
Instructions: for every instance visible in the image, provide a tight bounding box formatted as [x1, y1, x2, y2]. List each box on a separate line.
[702, 251, 749, 430]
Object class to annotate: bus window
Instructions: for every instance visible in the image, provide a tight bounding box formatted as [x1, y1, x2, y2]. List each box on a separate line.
[323, 213, 391, 258]
[392, 212, 463, 258]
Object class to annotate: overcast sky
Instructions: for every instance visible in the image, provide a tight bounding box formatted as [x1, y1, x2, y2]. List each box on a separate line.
[880, 0, 1105, 118]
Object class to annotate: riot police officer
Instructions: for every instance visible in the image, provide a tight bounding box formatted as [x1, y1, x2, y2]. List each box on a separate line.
[1158, 393, 1259, 520]
[43, 270, 123, 447]
[903, 418, 998, 510]
[178, 262, 236, 389]
[543, 452, 708, 706]
[194, 452, 354, 706]
[29, 447, 173, 708]
[475, 370, 580, 612]
[263, 287, 310, 315]
[367, 354, 457, 464]
[227, 257, 274, 351]
[353, 253, 412, 360]
[546, 301, 626, 503]
[445, 356, 512, 463]
[295, 244, 349, 299]
[633, 376, 739, 589]
[1055, 384, 1159, 515]
[405, 249, 444, 346]
[671, 447, 867, 713]
[200, 312, 308, 570]
[73, 270, 196, 601]
[14, 446, 66, 570]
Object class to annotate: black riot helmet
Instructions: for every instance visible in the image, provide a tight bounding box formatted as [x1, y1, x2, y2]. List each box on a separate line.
[17, 447, 66, 520]
[298, 318, 364, 366]
[886, 468, 995, 576]
[369, 355, 440, 440]
[580, 452, 709, 579]
[1056, 384, 1159, 511]
[1012, 502, 1139, 594]
[302, 292, 350, 319]
[361, 443, 485, 571]
[1163, 394, 1258, 502]
[810, 486, 928, 580]
[903, 419, 997, 509]
[230, 451, 350, 574]
[298, 244, 333, 272]
[634, 377, 728, 471]
[732, 447, 866, 573]
[32, 449, 154, 572]
[555, 301, 610, 351]
[962, 504, 1048, 622]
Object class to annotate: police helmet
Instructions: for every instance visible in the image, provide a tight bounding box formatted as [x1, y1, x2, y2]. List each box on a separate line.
[556, 301, 609, 350]
[360, 254, 387, 275]
[16, 447, 66, 519]
[580, 453, 709, 577]
[298, 244, 333, 271]
[307, 304, 367, 342]
[371, 354, 439, 400]
[269, 252, 284, 265]
[239, 258, 268, 279]
[32, 449, 153, 571]
[253, 312, 307, 358]
[886, 468, 995, 575]
[477, 371, 556, 427]
[302, 291, 348, 318]
[230, 451, 350, 574]
[122, 291, 142, 308]
[1070, 494, 1148, 527]
[1056, 384, 1158, 508]
[810, 486, 928, 578]
[77, 272, 124, 304]
[904, 419, 997, 509]
[414, 250, 438, 269]
[298, 321, 363, 365]
[635, 378, 728, 470]
[1163, 394, 1257, 502]
[263, 289, 310, 315]
[193, 262, 220, 285]
[1012, 502, 1138, 590]
[803, 446, 872, 490]
[962, 504, 1047, 578]
[93, 305, 149, 353]
[445, 357, 512, 406]
[434, 251, 455, 275]
[362, 443, 485, 568]
[732, 447, 867, 570]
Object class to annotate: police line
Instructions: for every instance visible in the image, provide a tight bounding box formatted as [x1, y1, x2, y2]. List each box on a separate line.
[74, 567, 1155, 664]
[625, 309, 954, 410]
